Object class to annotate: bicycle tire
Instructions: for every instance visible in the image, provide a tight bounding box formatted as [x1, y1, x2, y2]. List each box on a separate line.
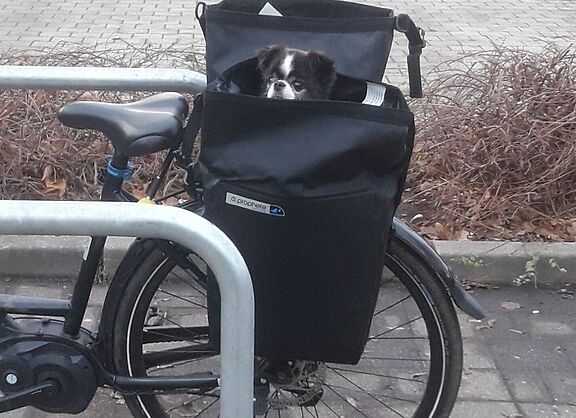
[110, 236, 463, 418]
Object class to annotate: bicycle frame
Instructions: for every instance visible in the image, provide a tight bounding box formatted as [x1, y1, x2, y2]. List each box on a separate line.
[0, 200, 255, 417]
[0, 149, 220, 397]
[62, 148, 188, 337]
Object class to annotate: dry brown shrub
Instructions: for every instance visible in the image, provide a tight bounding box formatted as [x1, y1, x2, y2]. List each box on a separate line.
[0, 41, 203, 201]
[409, 43, 576, 241]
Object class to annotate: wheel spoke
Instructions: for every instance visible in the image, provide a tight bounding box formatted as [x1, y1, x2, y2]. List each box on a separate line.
[157, 287, 207, 309]
[368, 336, 428, 340]
[368, 315, 423, 341]
[143, 326, 209, 344]
[156, 316, 211, 342]
[328, 367, 425, 383]
[324, 384, 371, 418]
[360, 356, 430, 362]
[324, 383, 418, 404]
[380, 277, 397, 287]
[144, 343, 216, 368]
[329, 368, 407, 418]
[190, 396, 218, 416]
[161, 246, 208, 287]
[170, 267, 208, 297]
[319, 398, 342, 417]
[373, 295, 411, 317]
[164, 394, 213, 413]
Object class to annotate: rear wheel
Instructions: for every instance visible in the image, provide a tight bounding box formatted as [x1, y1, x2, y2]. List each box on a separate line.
[111, 237, 463, 417]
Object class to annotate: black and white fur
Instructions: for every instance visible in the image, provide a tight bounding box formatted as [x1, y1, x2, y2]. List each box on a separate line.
[257, 45, 337, 100]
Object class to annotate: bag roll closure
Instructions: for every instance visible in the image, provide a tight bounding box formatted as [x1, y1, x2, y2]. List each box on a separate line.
[197, 0, 426, 97]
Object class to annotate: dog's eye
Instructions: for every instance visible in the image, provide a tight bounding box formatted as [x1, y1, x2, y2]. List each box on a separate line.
[268, 76, 275, 83]
[293, 80, 303, 92]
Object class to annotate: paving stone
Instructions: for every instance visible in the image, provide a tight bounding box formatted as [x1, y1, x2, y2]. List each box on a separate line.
[499, 369, 553, 403]
[541, 372, 576, 404]
[462, 340, 497, 369]
[459, 369, 512, 401]
[450, 400, 520, 418]
[520, 403, 576, 418]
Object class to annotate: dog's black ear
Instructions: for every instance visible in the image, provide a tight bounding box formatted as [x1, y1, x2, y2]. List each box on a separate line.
[257, 45, 285, 72]
[307, 51, 337, 85]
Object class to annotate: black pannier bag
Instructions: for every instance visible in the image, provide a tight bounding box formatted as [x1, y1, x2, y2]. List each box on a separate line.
[196, 59, 415, 364]
[196, 0, 426, 97]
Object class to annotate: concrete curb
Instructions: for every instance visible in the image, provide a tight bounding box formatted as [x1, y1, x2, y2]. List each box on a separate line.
[433, 241, 575, 287]
[0, 236, 574, 286]
[0, 236, 133, 281]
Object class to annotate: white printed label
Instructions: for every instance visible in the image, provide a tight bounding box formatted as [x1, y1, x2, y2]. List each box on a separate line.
[259, 2, 283, 16]
[82, 237, 92, 261]
[362, 82, 387, 106]
[225, 192, 285, 217]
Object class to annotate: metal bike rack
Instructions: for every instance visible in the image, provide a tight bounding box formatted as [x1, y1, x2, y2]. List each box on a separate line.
[0, 200, 254, 418]
[0, 65, 207, 92]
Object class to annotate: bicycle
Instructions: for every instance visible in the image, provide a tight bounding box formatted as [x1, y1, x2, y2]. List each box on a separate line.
[0, 89, 484, 418]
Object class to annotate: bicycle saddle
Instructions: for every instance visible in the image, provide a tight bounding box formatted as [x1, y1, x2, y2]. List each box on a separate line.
[58, 92, 189, 157]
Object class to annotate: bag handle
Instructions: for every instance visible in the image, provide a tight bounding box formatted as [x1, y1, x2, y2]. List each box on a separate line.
[177, 94, 204, 169]
[196, 2, 207, 35]
[395, 14, 426, 98]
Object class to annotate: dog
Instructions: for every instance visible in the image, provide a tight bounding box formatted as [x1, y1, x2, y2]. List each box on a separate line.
[257, 45, 337, 100]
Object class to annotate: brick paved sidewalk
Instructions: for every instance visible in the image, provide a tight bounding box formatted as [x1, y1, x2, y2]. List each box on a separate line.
[0, 281, 574, 417]
[0, 0, 574, 85]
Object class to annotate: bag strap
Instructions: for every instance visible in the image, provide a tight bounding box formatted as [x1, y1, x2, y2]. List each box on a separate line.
[196, 2, 208, 36]
[177, 94, 204, 168]
[395, 14, 426, 98]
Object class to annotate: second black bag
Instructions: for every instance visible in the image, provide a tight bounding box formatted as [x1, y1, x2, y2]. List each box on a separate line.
[198, 0, 396, 83]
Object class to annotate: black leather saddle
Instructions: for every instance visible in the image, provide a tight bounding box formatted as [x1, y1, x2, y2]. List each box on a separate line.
[58, 93, 189, 157]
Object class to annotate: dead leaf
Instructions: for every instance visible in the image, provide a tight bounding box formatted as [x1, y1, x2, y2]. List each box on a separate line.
[0, 143, 19, 163]
[77, 91, 96, 101]
[33, 91, 47, 107]
[566, 220, 576, 237]
[476, 318, 496, 330]
[501, 301, 522, 310]
[463, 280, 500, 290]
[41, 165, 67, 197]
[420, 222, 468, 240]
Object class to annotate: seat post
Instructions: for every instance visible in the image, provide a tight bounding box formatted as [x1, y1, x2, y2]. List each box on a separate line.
[101, 152, 131, 202]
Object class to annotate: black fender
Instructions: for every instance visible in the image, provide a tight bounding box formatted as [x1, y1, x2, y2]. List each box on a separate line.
[391, 218, 486, 319]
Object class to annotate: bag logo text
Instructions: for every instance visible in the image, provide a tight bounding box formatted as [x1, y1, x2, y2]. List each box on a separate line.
[225, 192, 285, 217]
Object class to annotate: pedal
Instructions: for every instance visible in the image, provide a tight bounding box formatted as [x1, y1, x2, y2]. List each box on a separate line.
[0, 381, 57, 413]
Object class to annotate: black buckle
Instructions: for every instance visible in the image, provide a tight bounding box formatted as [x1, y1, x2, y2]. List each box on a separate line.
[196, 2, 206, 20]
[395, 14, 412, 33]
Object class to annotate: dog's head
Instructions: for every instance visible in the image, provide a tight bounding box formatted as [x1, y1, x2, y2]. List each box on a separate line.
[257, 45, 337, 100]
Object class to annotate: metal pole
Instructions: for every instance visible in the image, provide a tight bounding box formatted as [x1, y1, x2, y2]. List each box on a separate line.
[0, 200, 254, 418]
[0, 66, 207, 93]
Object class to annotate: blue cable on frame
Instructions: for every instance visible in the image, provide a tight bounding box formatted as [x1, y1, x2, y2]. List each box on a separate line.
[106, 157, 135, 181]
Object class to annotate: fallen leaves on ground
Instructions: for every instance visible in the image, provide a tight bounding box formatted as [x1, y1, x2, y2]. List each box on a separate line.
[500, 301, 522, 311]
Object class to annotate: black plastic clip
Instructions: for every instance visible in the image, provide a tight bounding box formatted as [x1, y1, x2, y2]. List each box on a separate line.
[196, 2, 206, 20]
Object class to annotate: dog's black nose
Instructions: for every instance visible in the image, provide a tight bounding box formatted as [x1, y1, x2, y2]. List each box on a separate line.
[274, 81, 286, 91]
